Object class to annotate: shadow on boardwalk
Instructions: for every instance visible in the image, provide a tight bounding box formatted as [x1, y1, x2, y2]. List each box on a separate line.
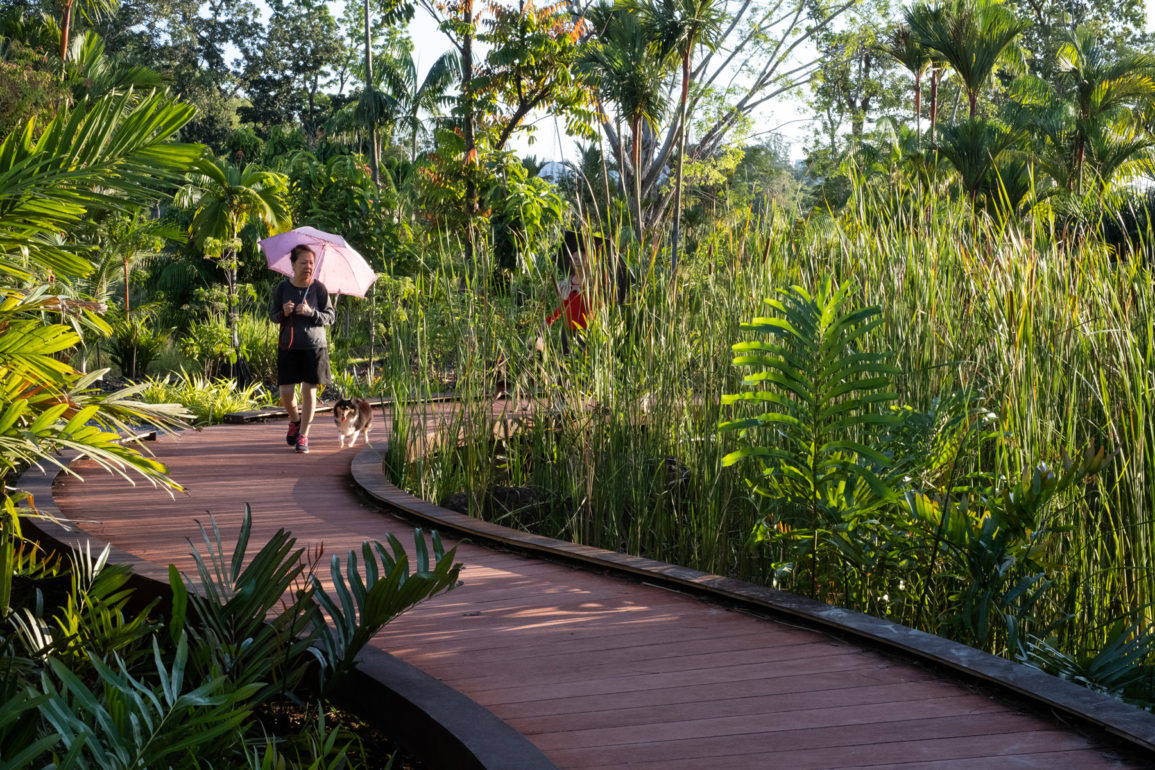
[41, 407, 1152, 769]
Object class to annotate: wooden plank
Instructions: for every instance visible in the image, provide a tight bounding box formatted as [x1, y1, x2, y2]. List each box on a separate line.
[860, 752, 1130, 770]
[507, 679, 980, 735]
[545, 716, 1111, 767]
[438, 640, 861, 692]
[465, 651, 897, 707]
[529, 694, 1007, 751]
[491, 666, 939, 720]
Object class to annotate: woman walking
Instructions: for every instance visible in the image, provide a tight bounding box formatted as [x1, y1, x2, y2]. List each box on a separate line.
[269, 244, 335, 453]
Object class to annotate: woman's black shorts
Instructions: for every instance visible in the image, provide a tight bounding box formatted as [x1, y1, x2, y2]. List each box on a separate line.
[277, 347, 332, 386]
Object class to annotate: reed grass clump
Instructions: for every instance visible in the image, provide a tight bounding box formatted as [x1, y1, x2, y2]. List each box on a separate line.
[377, 200, 1155, 702]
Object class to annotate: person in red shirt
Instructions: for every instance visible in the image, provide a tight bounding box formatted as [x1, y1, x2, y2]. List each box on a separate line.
[547, 267, 590, 331]
[543, 230, 630, 355]
[545, 231, 599, 355]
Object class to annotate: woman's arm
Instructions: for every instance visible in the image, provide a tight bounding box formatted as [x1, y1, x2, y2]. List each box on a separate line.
[310, 283, 336, 326]
[269, 282, 286, 322]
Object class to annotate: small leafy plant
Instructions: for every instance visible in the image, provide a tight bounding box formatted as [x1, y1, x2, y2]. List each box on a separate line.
[720, 280, 901, 597]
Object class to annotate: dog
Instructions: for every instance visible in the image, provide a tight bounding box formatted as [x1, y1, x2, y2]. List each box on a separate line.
[333, 397, 373, 448]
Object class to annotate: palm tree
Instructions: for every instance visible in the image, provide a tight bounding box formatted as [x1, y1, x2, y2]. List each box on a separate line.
[87, 209, 185, 318]
[378, 49, 460, 166]
[56, 0, 117, 62]
[878, 24, 932, 144]
[63, 29, 163, 101]
[904, 3, 946, 141]
[1053, 28, 1155, 193]
[908, 0, 1026, 119]
[936, 116, 1021, 203]
[181, 158, 291, 368]
[581, 4, 674, 244]
[635, 0, 725, 276]
[1087, 125, 1155, 193]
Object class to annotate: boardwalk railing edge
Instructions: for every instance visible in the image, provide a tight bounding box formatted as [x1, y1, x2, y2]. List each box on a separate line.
[16, 454, 558, 770]
[350, 446, 1155, 756]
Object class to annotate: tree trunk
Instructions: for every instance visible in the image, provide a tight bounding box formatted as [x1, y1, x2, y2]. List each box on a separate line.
[123, 259, 131, 316]
[914, 73, 922, 147]
[462, 0, 477, 267]
[1073, 138, 1085, 193]
[364, 0, 380, 188]
[632, 117, 644, 246]
[227, 252, 238, 380]
[929, 68, 940, 140]
[670, 51, 692, 278]
[60, 0, 74, 61]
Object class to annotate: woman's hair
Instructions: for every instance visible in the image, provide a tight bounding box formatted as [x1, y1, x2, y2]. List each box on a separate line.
[290, 244, 316, 263]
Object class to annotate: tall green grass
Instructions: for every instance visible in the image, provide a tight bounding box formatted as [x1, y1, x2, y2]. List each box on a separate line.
[373, 195, 1155, 687]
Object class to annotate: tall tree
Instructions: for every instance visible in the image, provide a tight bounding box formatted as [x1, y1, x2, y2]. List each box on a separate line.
[581, 3, 674, 244]
[242, 0, 345, 139]
[904, 3, 946, 140]
[1055, 27, 1155, 192]
[812, 0, 900, 147]
[583, 0, 856, 236]
[1015, 27, 1155, 193]
[475, 0, 591, 154]
[1007, 0, 1147, 79]
[102, 0, 262, 149]
[878, 23, 932, 144]
[635, 0, 726, 275]
[418, 0, 480, 260]
[378, 48, 458, 164]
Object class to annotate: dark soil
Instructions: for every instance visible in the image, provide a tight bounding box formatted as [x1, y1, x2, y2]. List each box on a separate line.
[257, 699, 426, 769]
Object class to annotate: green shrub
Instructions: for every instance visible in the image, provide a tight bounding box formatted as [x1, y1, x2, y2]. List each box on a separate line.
[105, 308, 171, 380]
[141, 370, 266, 425]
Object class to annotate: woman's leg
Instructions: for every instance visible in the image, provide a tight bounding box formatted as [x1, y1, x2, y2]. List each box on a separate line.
[299, 384, 317, 437]
[279, 384, 298, 422]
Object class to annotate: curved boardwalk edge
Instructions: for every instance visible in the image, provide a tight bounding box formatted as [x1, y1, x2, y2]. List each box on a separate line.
[351, 447, 1155, 756]
[17, 454, 556, 770]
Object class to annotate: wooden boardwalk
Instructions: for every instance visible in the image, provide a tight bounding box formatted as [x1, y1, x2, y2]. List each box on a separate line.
[49, 410, 1141, 769]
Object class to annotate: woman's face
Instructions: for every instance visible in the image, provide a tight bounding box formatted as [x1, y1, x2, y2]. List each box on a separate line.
[292, 250, 316, 284]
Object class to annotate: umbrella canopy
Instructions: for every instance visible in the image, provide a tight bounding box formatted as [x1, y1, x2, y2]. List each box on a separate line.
[259, 226, 377, 297]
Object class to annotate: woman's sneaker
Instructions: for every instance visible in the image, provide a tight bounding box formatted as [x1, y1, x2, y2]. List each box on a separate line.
[286, 421, 300, 446]
[295, 435, 309, 454]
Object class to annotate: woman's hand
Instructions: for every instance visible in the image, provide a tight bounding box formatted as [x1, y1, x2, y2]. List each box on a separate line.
[282, 300, 295, 317]
[295, 299, 313, 316]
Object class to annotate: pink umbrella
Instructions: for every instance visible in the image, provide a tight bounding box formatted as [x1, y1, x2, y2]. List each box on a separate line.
[259, 226, 377, 297]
